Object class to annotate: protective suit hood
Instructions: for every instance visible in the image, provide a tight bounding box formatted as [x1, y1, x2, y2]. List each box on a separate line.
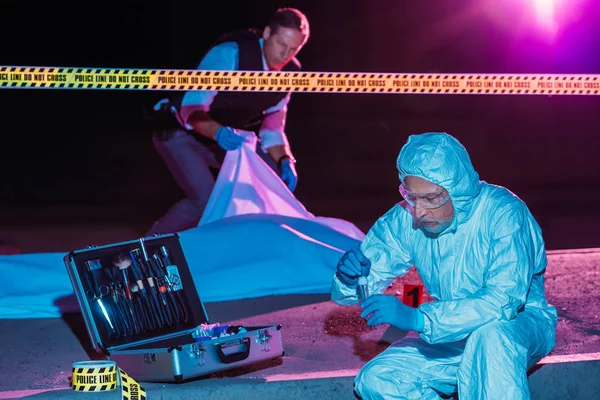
[397, 132, 482, 230]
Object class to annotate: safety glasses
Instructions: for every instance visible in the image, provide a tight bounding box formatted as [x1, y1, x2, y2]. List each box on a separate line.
[399, 184, 450, 209]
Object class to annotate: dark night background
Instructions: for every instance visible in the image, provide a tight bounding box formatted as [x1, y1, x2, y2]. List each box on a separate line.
[1, 0, 599, 251]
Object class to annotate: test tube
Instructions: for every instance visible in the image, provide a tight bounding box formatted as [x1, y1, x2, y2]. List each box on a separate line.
[357, 276, 369, 304]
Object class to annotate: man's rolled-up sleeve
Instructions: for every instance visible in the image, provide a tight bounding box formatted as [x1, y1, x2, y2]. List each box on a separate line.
[259, 93, 291, 151]
[179, 42, 238, 129]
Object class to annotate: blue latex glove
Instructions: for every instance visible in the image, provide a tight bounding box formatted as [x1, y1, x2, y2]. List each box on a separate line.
[215, 126, 245, 151]
[336, 246, 371, 287]
[280, 158, 298, 192]
[360, 294, 425, 332]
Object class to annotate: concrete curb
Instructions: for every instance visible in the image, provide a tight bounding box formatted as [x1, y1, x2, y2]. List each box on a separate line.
[0, 377, 357, 400]
[528, 352, 600, 400]
[6, 353, 599, 400]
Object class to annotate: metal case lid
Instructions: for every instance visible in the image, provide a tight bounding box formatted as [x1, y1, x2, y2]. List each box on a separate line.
[64, 233, 210, 353]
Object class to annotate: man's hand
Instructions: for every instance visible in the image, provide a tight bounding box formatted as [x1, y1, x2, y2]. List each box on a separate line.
[215, 126, 245, 151]
[280, 158, 298, 192]
[336, 246, 371, 287]
[360, 294, 425, 332]
[266, 145, 298, 192]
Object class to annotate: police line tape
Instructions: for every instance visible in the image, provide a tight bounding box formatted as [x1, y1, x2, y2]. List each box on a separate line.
[71, 360, 146, 400]
[1, 65, 599, 95]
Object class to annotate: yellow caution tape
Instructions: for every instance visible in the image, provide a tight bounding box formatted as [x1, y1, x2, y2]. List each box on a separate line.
[71, 360, 146, 399]
[1, 65, 599, 95]
[120, 368, 147, 400]
[71, 361, 118, 392]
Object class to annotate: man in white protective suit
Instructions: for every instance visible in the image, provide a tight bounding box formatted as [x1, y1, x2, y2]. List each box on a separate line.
[332, 132, 558, 399]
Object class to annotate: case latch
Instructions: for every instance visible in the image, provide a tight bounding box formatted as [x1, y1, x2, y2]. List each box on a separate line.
[144, 353, 157, 363]
[189, 343, 207, 366]
[256, 329, 272, 352]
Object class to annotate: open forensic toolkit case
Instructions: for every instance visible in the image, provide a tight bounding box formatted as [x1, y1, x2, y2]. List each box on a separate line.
[64, 233, 284, 382]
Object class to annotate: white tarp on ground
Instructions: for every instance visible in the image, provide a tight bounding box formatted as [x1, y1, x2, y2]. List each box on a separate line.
[0, 135, 365, 319]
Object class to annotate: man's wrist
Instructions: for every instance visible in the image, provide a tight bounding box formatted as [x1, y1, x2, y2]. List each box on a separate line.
[212, 125, 226, 140]
[277, 154, 296, 169]
[188, 110, 222, 140]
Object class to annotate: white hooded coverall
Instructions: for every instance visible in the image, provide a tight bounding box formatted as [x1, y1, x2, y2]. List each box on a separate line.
[332, 132, 558, 399]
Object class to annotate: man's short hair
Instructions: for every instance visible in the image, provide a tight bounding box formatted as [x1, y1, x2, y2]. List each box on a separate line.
[267, 8, 310, 37]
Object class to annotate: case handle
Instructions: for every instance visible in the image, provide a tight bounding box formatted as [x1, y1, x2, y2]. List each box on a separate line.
[215, 337, 251, 364]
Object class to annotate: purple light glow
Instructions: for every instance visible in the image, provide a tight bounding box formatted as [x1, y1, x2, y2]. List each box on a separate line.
[532, 0, 559, 34]
[533, 0, 555, 21]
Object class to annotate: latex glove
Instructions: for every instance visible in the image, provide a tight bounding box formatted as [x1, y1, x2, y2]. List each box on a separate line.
[360, 294, 425, 332]
[336, 246, 371, 287]
[280, 158, 298, 192]
[215, 126, 245, 151]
